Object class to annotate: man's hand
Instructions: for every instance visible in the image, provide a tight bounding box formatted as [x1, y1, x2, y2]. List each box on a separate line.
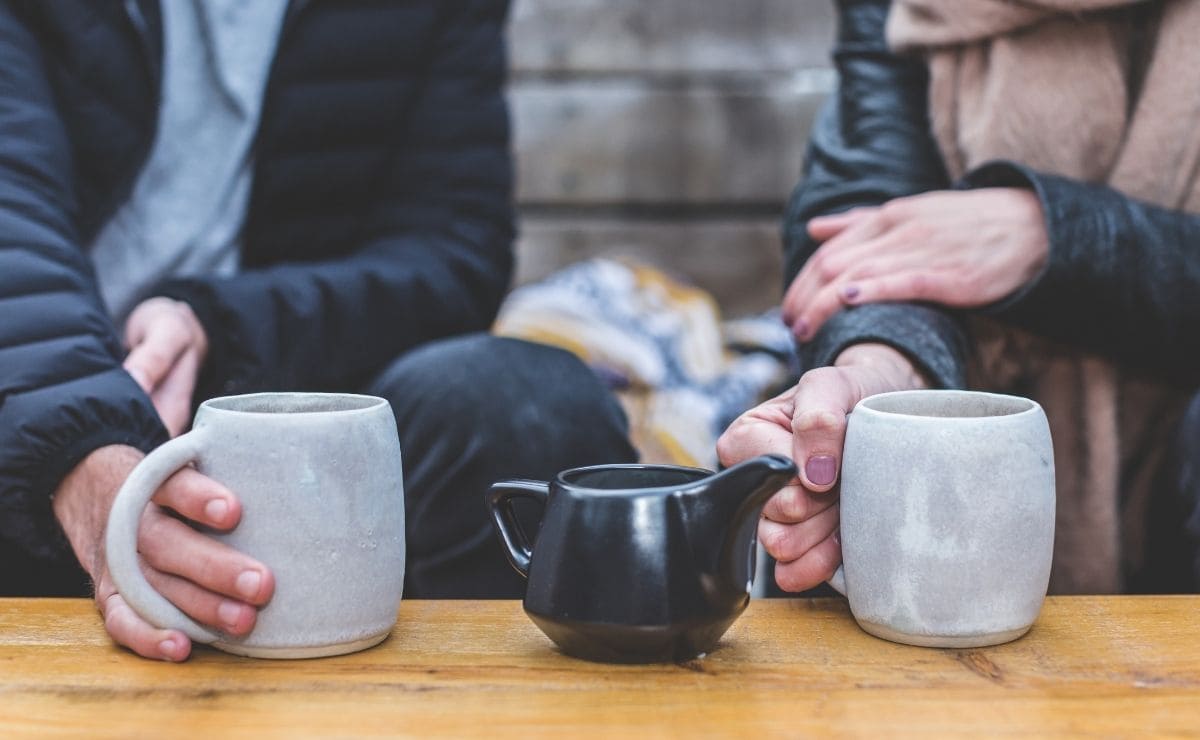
[782, 188, 1049, 340]
[716, 344, 927, 592]
[52, 445, 275, 661]
[123, 298, 208, 437]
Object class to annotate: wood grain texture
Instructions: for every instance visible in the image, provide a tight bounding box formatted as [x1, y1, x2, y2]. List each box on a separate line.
[515, 216, 784, 316]
[509, 0, 836, 75]
[1, 598, 1198, 738]
[512, 82, 823, 205]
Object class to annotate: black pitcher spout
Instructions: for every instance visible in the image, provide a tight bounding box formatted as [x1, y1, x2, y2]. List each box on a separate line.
[693, 454, 797, 599]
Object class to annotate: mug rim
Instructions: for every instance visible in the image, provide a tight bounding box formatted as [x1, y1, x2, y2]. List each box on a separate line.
[855, 389, 1041, 421]
[557, 463, 713, 493]
[199, 392, 389, 416]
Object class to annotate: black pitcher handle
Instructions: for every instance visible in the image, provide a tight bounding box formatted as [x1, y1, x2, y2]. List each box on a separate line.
[486, 480, 549, 578]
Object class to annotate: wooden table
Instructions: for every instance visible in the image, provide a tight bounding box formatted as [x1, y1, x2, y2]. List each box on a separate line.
[1, 597, 1197, 738]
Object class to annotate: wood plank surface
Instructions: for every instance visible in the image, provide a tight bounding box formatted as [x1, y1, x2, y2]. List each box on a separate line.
[512, 82, 824, 205]
[510, 0, 836, 75]
[1, 598, 1198, 738]
[515, 216, 785, 316]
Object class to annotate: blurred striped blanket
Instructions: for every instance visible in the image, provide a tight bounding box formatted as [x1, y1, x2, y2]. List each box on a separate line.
[494, 258, 799, 468]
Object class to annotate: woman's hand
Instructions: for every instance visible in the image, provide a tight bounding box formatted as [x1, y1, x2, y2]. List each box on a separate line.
[782, 188, 1049, 340]
[716, 343, 927, 592]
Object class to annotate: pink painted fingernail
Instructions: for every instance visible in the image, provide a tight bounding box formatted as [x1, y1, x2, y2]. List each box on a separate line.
[236, 570, 262, 600]
[805, 455, 837, 486]
[842, 284, 860, 301]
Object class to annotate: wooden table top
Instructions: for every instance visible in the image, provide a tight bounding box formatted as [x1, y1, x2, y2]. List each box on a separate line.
[1, 597, 1197, 738]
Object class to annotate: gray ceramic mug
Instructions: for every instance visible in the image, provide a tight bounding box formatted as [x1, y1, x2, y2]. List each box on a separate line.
[828, 390, 1055, 648]
[105, 393, 406, 659]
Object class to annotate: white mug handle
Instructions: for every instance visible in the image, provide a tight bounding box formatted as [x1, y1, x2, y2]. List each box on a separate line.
[828, 564, 846, 596]
[104, 429, 221, 643]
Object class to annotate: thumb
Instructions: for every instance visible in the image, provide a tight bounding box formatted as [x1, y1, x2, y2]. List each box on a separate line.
[124, 327, 188, 395]
[789, 367, 861, 493]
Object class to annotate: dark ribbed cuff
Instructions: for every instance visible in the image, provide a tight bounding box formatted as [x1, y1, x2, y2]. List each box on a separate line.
[955, 160, 1072, 319]
[804, 302, 968, 389]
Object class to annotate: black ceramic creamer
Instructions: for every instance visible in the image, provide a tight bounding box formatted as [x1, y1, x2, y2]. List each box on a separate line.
[487, 455, 795, 663]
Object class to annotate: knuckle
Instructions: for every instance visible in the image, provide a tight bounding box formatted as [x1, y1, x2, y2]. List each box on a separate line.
[880, 199, 907, 222]
[773, 489, 811, 522]
[908, 273, 932, 297]
[774, 564, 811, 593]
[792, 407, 845, 436]
[759, 525, 789, 559]
[810, 540, 842, 582]
[816, 258, 841, 284]
[138, 511, 173, 552]
[715, 423, 752, 465]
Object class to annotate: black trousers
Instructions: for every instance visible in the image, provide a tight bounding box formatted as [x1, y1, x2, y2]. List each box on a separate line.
[368, 334, 637, 599]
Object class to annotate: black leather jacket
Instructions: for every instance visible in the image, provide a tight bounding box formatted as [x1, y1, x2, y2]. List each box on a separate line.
[787, 0, 1200, 389]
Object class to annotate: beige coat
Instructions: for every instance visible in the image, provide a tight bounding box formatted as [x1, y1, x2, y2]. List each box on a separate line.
[888, 0, 1200, 592]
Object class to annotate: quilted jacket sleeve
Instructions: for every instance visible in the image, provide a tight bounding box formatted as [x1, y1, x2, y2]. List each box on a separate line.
[0, 2, 168, 569]
[156, 0, 515, 398]
[783, 0, 968, 388]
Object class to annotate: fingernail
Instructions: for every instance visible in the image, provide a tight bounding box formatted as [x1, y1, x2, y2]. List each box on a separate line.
[842, 284, 860, 301]
[235, 570, 262, 600]
[793, 319, 810, 339]
[218, 600, 243, 630]
[805, 455, 837, 486]
[204, 499, 229, 522]
[833, 530, 842, 546]
[159, 638, 180, 659]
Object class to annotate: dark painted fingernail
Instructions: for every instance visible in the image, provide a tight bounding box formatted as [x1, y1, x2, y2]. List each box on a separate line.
[842, 284, 860, 301]
[805, 455, 837, 486]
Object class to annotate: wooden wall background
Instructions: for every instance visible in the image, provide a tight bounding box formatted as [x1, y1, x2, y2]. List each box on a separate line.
[507, 0, 838, 318]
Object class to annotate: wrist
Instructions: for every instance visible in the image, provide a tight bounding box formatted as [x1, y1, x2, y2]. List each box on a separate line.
[52, 445, 145, 578]
[833, 342, 930, 392]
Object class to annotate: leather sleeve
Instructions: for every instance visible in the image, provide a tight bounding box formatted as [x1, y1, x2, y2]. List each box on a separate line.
[965, 161, 1200, 386]
[783, 0, 968, 388]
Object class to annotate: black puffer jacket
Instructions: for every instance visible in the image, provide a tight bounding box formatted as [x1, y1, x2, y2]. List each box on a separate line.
[0, 0, 513, 594]
[790, 0, 1200, 389]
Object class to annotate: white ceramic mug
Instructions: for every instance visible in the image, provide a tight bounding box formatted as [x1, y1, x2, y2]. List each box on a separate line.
[828, 390, 1055, 648]
[105, 393, 406, 658]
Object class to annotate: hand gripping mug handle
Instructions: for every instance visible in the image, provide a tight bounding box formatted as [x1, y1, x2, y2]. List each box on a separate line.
[104, 429, 221, 643]
[486, 480, 549, 578]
